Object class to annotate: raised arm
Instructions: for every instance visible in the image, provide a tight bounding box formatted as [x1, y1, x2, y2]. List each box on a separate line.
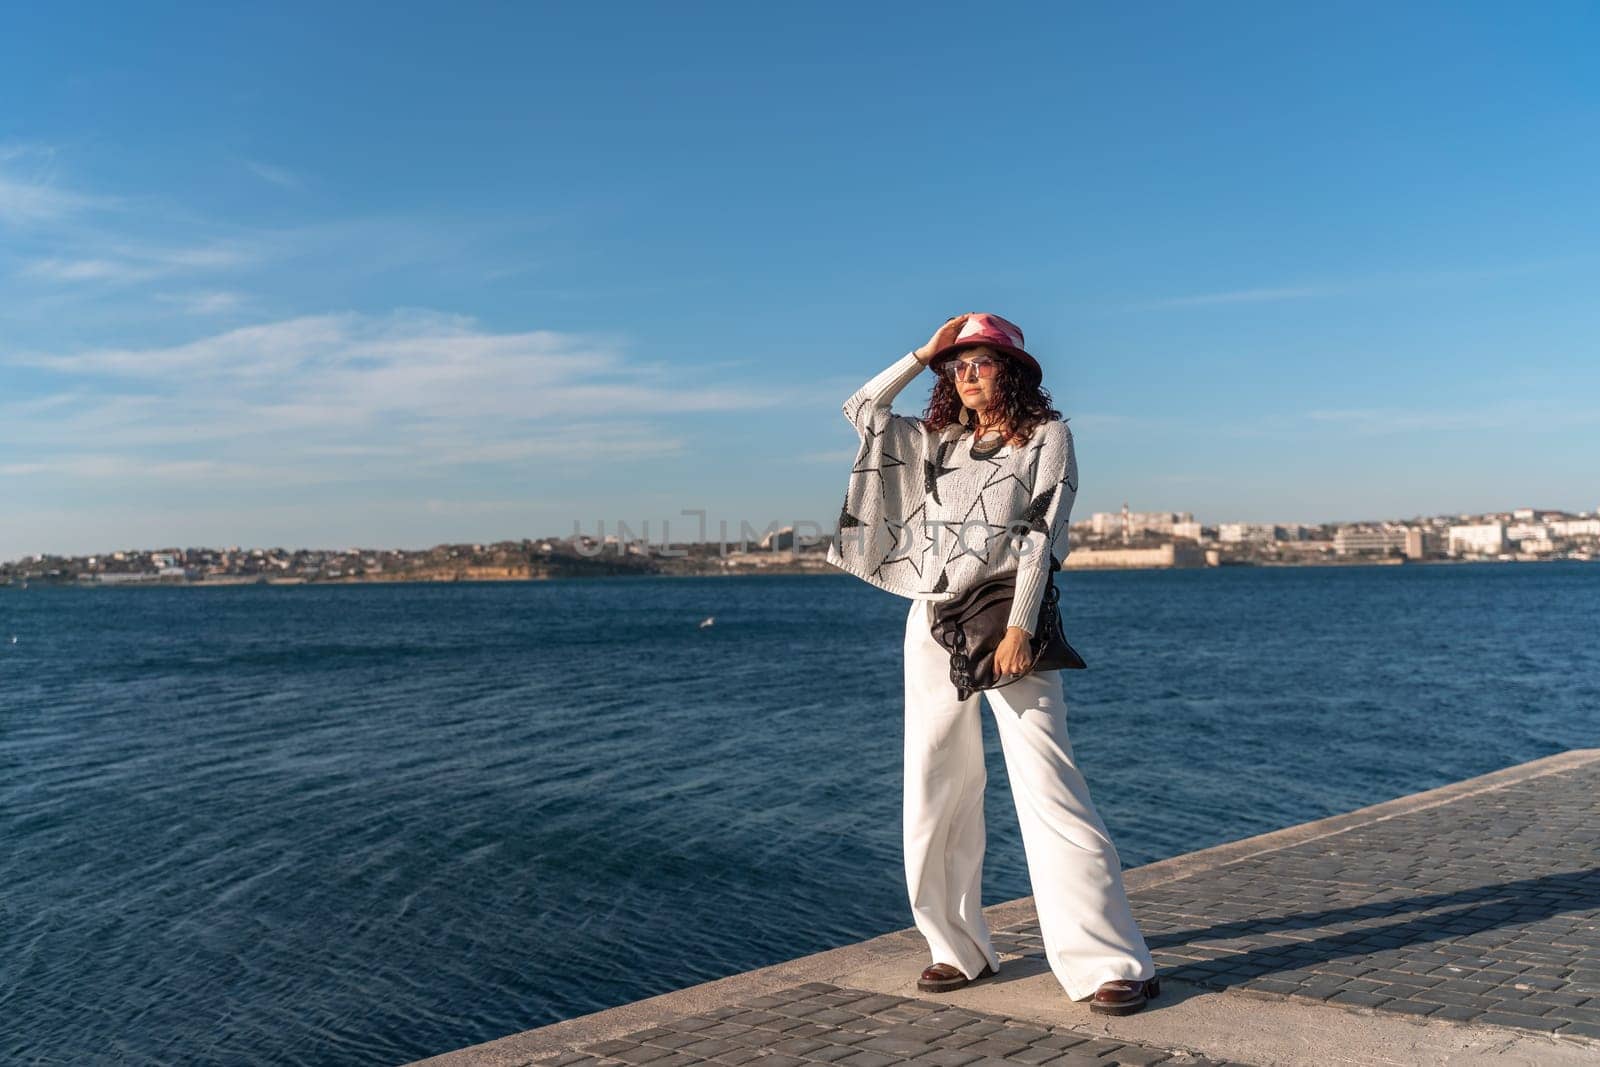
[842, 315, 973, 439]
[843, 351, 928, 439]
[1008, 421, 1078, 635]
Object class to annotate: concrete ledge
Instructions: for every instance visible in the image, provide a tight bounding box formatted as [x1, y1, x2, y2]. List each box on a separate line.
[412, 748, 1600, 1066]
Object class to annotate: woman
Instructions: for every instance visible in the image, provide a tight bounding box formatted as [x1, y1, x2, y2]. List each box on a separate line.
[826, 312, 1160, 1016]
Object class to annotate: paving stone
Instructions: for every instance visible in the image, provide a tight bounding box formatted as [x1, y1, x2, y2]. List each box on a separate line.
[1475, 1011, 1567, 1033]
[993, 1025, 1051, 1043]
[768, 1036, 832, 1062]
[583, 1041, 640, 1057]
[621, 1030, 676, 1043]
[1425, 1004, 1483, 1023]
[850, 995, 911, 1015]
[638, 1054, 699, 1067]
[838, 1051, 904, 1067]
[957, 1038, 1029, 1058]
[856, 1035, 936, 1056]
[917, 1010, 984, 1031]
[751, 1016, 815, 1035]
[910, 1049, 985, 1067]
[1482, 997, 1553, 1017]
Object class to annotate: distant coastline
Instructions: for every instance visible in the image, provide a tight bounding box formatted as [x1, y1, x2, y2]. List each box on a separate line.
[2, 551, 1591, 590]
[6, 507, 1595, 587]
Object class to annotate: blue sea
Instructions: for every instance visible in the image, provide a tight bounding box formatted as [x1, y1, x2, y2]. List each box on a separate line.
[3, 562, 1597, 1065]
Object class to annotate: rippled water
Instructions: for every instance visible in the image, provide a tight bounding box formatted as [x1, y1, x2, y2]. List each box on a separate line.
[3, 562, 1597, 1064]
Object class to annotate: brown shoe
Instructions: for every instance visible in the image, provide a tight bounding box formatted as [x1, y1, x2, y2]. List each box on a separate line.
[1089, 976, 1160, 1015]
[916, 961, 998, 993]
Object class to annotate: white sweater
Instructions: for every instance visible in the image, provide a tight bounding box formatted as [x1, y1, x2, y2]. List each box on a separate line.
[825, 350, 1078, 635]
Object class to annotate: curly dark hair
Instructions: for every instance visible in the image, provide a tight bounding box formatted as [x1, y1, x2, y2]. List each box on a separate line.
[921, 348, 1063, 447]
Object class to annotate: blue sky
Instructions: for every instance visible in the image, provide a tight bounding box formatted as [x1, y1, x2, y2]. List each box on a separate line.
[2, 2, 1597, 560]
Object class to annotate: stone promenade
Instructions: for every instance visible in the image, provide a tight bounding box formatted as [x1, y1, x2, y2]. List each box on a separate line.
[414, 748, 1600, 1067]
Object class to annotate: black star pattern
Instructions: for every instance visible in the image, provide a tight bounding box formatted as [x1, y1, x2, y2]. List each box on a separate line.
[923, 439, 961, 505]
[851, 432, 906, 483]
[942, 491, 1010, 567]
[871, 499, 929, 583]
[977, 451, 1030, 497]
[1022, 485, 1055, 533]
[932, 567, 949, 593]
[845, 395, 874, 428]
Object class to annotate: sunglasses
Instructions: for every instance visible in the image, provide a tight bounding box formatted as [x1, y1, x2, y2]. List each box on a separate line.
[938, 355, 1001, 382]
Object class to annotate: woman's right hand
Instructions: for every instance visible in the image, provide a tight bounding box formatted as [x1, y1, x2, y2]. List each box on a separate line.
[914, 314, 974, 365]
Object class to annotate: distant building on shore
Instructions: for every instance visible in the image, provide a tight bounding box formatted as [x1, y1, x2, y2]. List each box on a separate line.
[1550, 518, 1600, 537]
[1171, 520, 1204, 542]
[1334, 525, 1406, 555]
[1089, 508, 1195, 540]
[1219, 523, 1280, 544]
[1449, 522, 1507, 557]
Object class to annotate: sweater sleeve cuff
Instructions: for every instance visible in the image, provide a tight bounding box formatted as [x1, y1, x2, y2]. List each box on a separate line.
[1009, 565, 1050, 634]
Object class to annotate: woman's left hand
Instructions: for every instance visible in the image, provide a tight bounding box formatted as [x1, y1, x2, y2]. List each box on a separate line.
[995, 627, 1035, 677]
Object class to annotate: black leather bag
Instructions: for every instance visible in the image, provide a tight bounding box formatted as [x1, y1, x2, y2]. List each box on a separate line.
[929, 557, 1086, 700]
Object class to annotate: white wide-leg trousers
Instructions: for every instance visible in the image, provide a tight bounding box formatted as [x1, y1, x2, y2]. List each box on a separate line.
[902, 597, 1156, 1002]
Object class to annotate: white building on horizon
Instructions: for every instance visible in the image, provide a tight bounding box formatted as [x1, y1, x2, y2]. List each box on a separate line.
[1089, 509, 1195, 538]
[1550, 518, 1600, 537]
[1448, 522, 1506, 556]
[1218, 523, 1280, 544]
[1171, 521, 1204, 542]
[1334, 525, 1408, 555]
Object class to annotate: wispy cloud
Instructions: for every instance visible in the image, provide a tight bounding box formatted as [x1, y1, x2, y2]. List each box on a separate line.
[0, 311, 777, 488]
[0, 146, 109, 226]
[19, 242, 253, 285]
[156, 290, 249, 315]
[244, 159, 304, 190]
[1303, 403, 1600, 434]
[1128, 258, 1578, 312]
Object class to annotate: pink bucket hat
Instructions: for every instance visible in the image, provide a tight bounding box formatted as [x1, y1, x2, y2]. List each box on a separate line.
[927, 313, 1041, 385]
